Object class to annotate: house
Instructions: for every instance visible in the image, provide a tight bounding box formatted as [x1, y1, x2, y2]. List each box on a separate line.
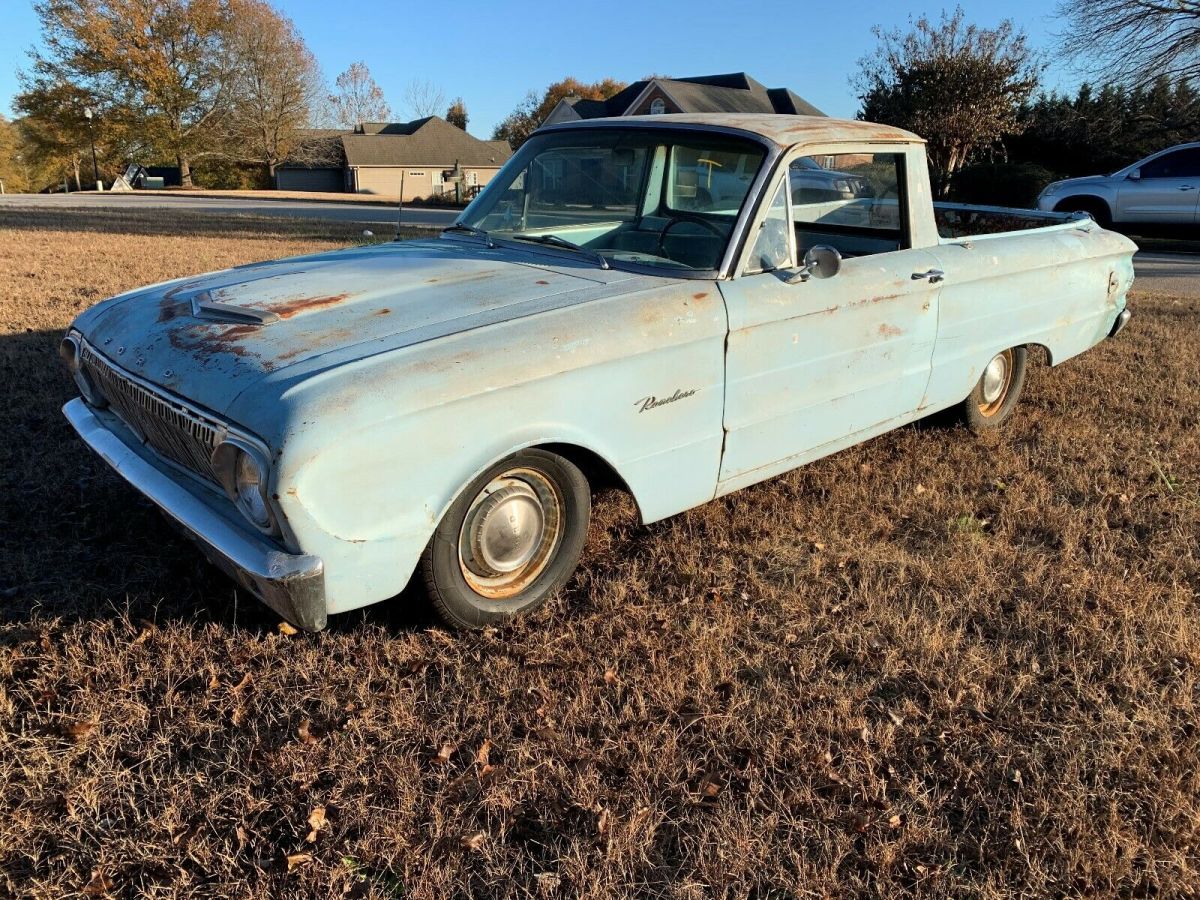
[543, 72, 825, 125]
[276, 117, 513, 199]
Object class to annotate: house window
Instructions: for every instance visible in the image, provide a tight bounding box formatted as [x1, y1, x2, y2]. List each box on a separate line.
[649, 98, 666, 115]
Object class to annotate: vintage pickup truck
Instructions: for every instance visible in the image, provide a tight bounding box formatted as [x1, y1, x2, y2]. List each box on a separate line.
[60, 114, 1136, 631]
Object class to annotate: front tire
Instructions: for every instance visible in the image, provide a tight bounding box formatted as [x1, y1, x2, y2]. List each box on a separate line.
[419, 449, 591, 629]
[960, 346, 1027, 432]
[1054, 197, 1112, 229]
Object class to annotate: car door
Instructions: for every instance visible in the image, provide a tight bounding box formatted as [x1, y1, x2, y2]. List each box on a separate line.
[1116, 147, 1200, 223]
[718, 148, 942, 491]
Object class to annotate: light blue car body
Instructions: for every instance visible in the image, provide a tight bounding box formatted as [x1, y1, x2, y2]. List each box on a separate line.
[62, 114, 1137, 629]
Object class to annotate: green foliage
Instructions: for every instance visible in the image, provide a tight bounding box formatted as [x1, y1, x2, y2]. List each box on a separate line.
[857, 6, 1041, 196]
[948, 162, 1057, 207]
[1009, 77, 1200, 178]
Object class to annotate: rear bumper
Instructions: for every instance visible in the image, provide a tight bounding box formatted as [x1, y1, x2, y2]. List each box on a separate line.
[1109, 308, 1132, 338]
[63, 398, 328, 631]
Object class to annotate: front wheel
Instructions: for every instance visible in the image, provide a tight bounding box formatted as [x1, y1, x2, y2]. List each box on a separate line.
[419, 449, 591, 629]
[960, 346, 1027, 432]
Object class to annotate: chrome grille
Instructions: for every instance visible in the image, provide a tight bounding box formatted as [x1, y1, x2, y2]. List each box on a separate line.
[80, 343, 225, 484]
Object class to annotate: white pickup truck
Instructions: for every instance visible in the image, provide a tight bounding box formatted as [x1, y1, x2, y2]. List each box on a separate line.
[61, 114, 1137, 630]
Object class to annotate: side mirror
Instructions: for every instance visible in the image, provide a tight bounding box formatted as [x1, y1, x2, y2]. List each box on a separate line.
[786, 245, 843, 284]
[1127, 169, 1141, 181]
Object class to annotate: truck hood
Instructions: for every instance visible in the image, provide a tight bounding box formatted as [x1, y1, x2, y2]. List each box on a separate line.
[74, 238, 648, 418]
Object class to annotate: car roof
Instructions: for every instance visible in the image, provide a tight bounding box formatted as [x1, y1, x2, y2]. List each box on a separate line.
[538, 113, 923, 148]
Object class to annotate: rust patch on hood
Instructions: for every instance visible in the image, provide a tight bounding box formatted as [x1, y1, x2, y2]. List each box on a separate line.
[267, 292, 353, 319]
[878, 323, 903, 337]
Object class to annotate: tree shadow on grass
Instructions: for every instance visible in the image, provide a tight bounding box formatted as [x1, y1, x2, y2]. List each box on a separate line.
[0, 205, 430, 243]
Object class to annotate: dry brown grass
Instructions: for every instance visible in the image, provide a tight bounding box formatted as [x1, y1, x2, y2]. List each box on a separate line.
[1, 207, 1198, 898]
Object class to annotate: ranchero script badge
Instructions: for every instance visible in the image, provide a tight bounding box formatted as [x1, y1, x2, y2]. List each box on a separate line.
[634, 388, 697, 413]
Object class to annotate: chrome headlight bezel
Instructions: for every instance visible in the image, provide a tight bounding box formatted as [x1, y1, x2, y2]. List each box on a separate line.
[212, 437, 279, 535]
[59, 332, 107, 407]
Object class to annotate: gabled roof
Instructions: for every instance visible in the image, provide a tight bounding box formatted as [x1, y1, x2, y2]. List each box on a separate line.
[555, 72, 824, 120]
[340, 116, 513, 168]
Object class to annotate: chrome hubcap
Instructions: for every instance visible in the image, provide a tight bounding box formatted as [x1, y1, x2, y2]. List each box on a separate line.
[458, 469, 562, 599]
[981, 353, 1009, 404]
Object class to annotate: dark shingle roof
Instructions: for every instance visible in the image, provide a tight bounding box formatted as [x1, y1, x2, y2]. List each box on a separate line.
[341, 117, 513, 167]
[563, 72, 824, 119]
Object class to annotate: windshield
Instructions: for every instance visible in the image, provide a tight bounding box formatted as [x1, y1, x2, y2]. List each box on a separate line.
[457, 127, 768, 272]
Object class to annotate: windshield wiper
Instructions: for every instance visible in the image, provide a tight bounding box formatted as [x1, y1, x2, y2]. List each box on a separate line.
[442, 223, 494, 247]
[510, 233, 610, 270]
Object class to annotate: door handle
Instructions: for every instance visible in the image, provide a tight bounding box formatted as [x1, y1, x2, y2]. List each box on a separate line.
[912, 269, 945, 284]
[1180, 185, 1196, 191]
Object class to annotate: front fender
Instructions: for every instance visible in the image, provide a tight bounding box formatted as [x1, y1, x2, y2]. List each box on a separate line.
[265, 282, 728, 614]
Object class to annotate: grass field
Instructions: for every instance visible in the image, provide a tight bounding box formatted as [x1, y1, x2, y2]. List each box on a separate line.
[1, 208, 1198, 898]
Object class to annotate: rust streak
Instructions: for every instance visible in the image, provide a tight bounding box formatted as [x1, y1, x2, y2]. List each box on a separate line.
[269, 293, 352, 319]
[879, 323, 903, 337]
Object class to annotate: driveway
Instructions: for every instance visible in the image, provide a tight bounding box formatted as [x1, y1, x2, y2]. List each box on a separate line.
[0, 190, 458, 228]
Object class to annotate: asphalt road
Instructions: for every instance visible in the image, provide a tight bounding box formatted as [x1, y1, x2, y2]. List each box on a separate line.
[0, 192, 1195, 295]
[0, 190, 457, 228]
[1131, 252, 1200, 297]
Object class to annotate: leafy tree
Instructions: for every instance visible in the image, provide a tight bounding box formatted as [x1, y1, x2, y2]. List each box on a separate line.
[20, 0, 239, 188]
[1009, 77, 1200, 178]
[856, 7, 1040, 195]
[1057, 0, 1200, 87]
[404, 78, 445, 119]
[0, 116, 35, 193]
[329, 62, 391, 128]
[222, 0, 324, 181]
[493, 77, 627, 149]
[446, 97, 468, 131]
[13, 80, 100, 190]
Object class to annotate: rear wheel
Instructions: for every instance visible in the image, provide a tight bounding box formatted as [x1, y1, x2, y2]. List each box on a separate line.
[419, 449, 590, 629]
[960, 346, 1027, 432]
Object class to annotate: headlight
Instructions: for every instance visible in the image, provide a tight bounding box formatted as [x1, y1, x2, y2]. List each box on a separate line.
[58, 333, 107, 407]
[213, 439, 276, 532]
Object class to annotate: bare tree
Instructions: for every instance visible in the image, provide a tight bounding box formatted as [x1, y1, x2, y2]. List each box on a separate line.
[223, 0, 325, 180]
[1058, 0, 1200, 86]
[329, 62, 391, 128]
[404, 79, 446, 119]
[856, 7, 1041, 195]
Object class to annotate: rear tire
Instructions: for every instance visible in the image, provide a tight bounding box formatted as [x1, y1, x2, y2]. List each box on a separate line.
[419, 449, 591, 629]
[960, 346, 1027, 433]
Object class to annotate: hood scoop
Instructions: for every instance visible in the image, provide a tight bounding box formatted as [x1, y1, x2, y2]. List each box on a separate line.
[191, 291, 281, 325]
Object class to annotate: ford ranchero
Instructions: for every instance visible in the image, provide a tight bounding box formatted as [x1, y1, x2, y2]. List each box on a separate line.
[60, 113, 1136, 631]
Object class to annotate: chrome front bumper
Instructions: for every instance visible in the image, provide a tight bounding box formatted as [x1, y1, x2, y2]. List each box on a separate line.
[63, 398, 328, 631]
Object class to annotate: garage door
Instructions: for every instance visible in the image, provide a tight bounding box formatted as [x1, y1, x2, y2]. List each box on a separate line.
[276, 168, 343, 192]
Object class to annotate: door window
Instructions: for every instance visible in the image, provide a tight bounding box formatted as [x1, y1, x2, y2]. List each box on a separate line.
[1140, 148, 1200, 179]
[790, 153, 907, 258]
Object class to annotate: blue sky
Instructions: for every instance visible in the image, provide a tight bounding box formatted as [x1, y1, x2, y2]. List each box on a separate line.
[1, 0, 1078, 135]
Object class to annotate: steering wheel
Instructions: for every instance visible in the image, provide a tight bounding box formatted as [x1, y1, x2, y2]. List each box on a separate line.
[656, 213, 726, 260]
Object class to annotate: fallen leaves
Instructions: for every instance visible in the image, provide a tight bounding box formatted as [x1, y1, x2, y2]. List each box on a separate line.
[461, 832, 486, 852]
[82, 869, 113, 895]
[285, 852, 312, 871]
[297, 719, 318, 745]
[306, 805, 327, 843]
[62, 720, 97, 742]
[434, 743, 454, 765]
[278, 620, 299, 636]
